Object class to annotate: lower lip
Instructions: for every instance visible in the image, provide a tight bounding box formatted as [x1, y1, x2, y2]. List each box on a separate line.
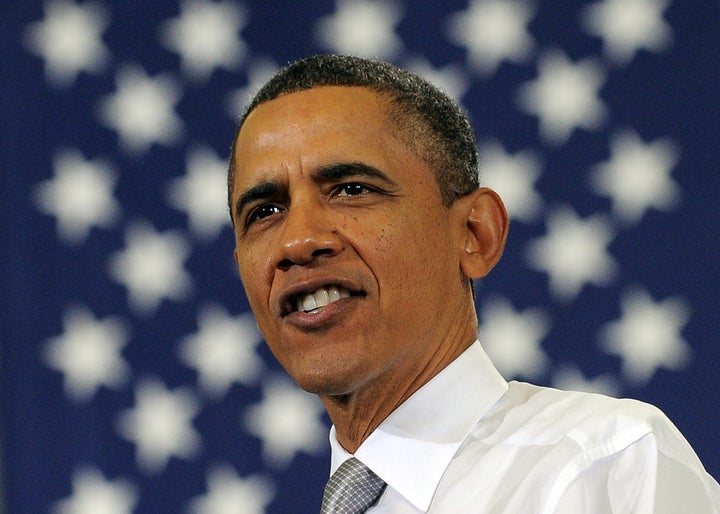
[283, 296, 356, 330]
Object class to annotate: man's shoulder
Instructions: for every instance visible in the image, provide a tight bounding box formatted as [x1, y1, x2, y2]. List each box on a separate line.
[484, 381, 680, 455]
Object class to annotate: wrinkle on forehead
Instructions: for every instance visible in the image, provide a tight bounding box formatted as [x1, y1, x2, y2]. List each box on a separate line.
[235, 88, 393, 170]
[243, 86, 389, 138]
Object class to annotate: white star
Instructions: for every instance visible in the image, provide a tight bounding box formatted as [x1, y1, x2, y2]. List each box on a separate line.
[33, 148, 120, 244]
[552, 365, 620, 397]
[188, 464, 274, 514]
[52, 467, 137, 514]
[477, 296, 550, 380]
[599, 288, 691, 385]
[167, 146, 232, 241]
[582, 0, 672, 64]
[42, 307, 130, 402]
[517, 50, 607, 144]
[225, 58, 279, 119]
[108, 223, 192, 313]
[447, 0, 535, 75]
[404, 56, 471, 102]
[159, 0, 247, 82]
[178, 305, 264, 398]
[590, 130, 680, 224]
[98, 65, 183, 155]
[316, 0, 404, 60]
[243, 377, 327, 467]
[477, 141, 543, 222]
[24, 0, 109, 87]
[527, 206, 617, 300]
[116, 379, 201, 474]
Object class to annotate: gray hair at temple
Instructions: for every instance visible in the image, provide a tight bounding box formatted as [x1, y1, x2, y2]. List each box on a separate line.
[227, 54, 480, 218]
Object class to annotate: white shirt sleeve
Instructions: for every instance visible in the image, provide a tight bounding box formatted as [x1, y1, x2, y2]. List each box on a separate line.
[553, 433, 720, 514]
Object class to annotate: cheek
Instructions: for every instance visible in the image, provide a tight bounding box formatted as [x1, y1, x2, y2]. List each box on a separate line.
[348, 214, 403, 262]
[378, 211, 454, 285]
[236, 250, 273, 306]
[357, 215, 432, 285]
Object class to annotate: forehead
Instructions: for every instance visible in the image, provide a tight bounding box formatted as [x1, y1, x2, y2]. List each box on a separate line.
[231, 86, 410, 184]
[238, 86, 391, 147]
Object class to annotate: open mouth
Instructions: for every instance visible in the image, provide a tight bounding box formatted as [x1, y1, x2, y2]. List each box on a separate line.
[292, 285, 352, 313]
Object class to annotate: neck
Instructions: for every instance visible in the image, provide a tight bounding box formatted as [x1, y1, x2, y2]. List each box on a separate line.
[321, 323, 477, 454]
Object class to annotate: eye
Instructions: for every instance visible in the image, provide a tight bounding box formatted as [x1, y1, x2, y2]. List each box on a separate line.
[247, 204, 283, 226]
[336, 183, 371, 197]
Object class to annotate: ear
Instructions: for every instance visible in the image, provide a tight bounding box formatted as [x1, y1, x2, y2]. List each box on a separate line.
[455, 187, 509, 280]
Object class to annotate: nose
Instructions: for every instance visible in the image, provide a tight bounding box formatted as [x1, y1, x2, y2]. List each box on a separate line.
[275, 198, 343, 270]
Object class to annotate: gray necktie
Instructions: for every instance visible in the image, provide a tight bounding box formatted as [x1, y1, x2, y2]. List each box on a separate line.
[320, 457, 387, 513]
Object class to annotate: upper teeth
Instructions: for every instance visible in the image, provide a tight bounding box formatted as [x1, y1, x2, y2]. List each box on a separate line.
[296, 286, 350, 312]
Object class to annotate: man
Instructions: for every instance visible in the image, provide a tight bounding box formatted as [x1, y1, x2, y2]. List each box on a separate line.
[228, 54, 720, 512]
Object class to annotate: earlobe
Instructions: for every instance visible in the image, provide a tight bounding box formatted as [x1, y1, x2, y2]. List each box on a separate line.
[459, 188, 509, 279]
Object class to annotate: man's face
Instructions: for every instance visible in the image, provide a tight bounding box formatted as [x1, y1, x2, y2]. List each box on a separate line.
[231, 86, 473, 397]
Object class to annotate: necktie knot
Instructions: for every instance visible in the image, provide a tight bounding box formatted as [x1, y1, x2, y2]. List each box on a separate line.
[320, 458, 386, 513]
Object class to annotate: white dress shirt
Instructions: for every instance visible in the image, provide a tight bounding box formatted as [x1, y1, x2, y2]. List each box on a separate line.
[328, 342, 720, 513]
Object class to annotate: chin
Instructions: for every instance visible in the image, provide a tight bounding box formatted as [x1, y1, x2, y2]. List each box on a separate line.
[291, 373, 348, 396]
[288, 364, 364, 398]
[275, 343, 375, 396]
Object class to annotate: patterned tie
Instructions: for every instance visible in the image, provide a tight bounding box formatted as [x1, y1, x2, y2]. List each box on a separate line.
[320, 457, 387, 514]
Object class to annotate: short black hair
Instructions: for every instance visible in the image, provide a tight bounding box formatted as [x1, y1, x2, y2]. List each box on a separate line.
[228, 54, 479, 215]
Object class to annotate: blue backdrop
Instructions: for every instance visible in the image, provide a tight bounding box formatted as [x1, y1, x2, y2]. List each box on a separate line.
[2, 0, 719, 512]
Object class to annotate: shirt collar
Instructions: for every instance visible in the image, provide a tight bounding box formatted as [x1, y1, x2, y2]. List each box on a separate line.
[328, 341, 508, 511]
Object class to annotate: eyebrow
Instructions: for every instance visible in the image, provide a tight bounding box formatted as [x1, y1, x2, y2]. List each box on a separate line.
[314, 161, 396, 186]
[235, 181, 280, 220]
[234, 161, 398, 219]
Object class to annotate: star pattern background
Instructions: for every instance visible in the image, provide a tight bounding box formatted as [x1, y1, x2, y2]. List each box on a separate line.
[1, 0, 719, 512]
